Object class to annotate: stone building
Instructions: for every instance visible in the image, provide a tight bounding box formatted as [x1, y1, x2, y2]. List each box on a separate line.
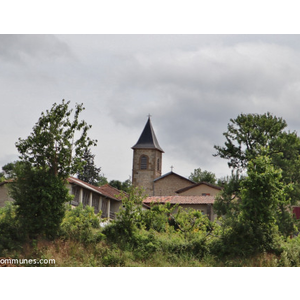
[132, 116, 222, 221]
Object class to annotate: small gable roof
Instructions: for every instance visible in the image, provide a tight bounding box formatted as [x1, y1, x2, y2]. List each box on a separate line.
[153, 171, 195, 183]
[144, 195, 215, 205]
[176, 181, 222, 194]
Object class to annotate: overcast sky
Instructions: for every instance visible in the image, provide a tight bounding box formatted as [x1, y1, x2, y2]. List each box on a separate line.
[2, 34, 300, 182]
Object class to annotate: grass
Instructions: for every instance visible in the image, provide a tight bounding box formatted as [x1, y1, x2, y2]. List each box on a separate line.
[1, 234, 289, 267]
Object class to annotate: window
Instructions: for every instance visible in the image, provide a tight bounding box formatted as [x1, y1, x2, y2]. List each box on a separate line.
[157, 158, 160, 171]
[140, 156, 148, 169]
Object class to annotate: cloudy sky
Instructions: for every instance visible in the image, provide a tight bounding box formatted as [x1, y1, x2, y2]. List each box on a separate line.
[2, 34, 300, 182]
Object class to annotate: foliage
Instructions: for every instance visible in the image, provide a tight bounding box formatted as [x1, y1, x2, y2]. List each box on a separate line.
[1, 161, 19, 179]
[16, 99, 97, 179]
[214, 112, 300, 201]
[239, 153, 293, 233]
[212, 151, 295, 258]
[214, 112, 288, 169]
[9, 163, 73, 238]
[109, 179, 132, 192]
[103, 186, 144, 242]
[103, 186, 218, 262]
[10, 100, 97, 238]
[188, 167, 217, 184]
[0, 202, 25, 256]
[77, 148, 101, 186]
[60, 204, 104, 244]
[171, 207, 214, 238]
[214, 112, 300, 250]
[142, 202, 174, 232]
[97, 173, 108, 186]
[214, 170, 243, 218]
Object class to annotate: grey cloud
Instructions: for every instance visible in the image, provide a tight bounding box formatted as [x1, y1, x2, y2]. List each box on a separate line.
[3, 35, 300, 181]
[0, 35, 72, 64]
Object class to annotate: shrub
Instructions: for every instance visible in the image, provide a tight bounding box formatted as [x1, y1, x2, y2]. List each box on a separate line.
[59, 204, 104, 244]
[0, 202, 24, 255]
[278, 236, 300, 266]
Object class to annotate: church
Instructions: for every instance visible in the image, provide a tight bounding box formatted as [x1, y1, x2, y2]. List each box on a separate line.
[131, 116, 222, 221]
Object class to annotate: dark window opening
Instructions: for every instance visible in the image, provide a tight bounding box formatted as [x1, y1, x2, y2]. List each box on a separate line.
[141, 156, 148, 170]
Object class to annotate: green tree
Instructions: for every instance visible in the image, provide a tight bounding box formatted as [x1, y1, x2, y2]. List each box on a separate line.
[10, 163, 73, 238]
[12, 100, 96, 238]
[214, 170, 244, 218]
[97, 173, 108, 186]
[214, 113, 300, 187]
[214, 112, 300, 216]
[240, 153, 293, 226]
[109, 179, 132, 192]
[2, 162, 18, 179]
[188, 167, 217, 184]
[16, 99, 97, 179]
[213, 151, 294, 256]
[77, 148, 101, 186]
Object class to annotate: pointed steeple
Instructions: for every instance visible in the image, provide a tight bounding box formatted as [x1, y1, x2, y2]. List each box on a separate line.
[132, 116, 164, 152]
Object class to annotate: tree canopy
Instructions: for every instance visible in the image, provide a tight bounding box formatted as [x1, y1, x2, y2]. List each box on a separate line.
[16, 100, 97, 179]
[77, 148, 101, 186]
[188, 167, 217, 184]
[214, 112, 300, 203]
[214, 112, 291, 170]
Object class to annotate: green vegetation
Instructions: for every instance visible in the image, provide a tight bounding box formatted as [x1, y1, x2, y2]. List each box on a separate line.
[1, 188, 300, 267]
[77, 148, 102, 186]
[9, 100, 97, 239]
[188, 167, 217, 184]
[1, 110, 300, 266]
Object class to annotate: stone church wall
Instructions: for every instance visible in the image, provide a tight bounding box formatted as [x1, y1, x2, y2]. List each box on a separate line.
[153, 174, 192, 196]
[178, 184, 221, 197]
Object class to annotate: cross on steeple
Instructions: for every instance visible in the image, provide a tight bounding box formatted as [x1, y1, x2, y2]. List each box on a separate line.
[171, 165, 174, 172]
[147, 113, 152, 119]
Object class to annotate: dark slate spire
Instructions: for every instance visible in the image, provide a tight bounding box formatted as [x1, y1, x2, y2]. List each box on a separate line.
[132, 116, 164, 152]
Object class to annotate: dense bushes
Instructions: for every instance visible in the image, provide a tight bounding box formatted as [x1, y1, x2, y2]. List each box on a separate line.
[0, 202, 24, 256]
[59, 204, 104, 244]
[102, 187, 216, 261]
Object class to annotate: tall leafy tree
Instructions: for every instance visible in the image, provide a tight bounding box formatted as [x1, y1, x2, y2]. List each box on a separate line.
[214, 112, 300, 203]
[213, 151, 295, 257]
[11, 100, 97, 237]
[16, 99, 97, 179]
[188, 167, 217, 184]
[77, 148, 101, 186]
[214, 112, 300, 240]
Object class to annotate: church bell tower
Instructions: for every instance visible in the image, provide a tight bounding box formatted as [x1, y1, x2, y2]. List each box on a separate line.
[132, 116, 164, 196]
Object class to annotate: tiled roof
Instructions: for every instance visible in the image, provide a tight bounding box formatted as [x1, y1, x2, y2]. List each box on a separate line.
[97, 184, 123, 200]
[143, 195, 215, 205]
[176, 182, 222, 194]
[67, 177, 122, 201]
